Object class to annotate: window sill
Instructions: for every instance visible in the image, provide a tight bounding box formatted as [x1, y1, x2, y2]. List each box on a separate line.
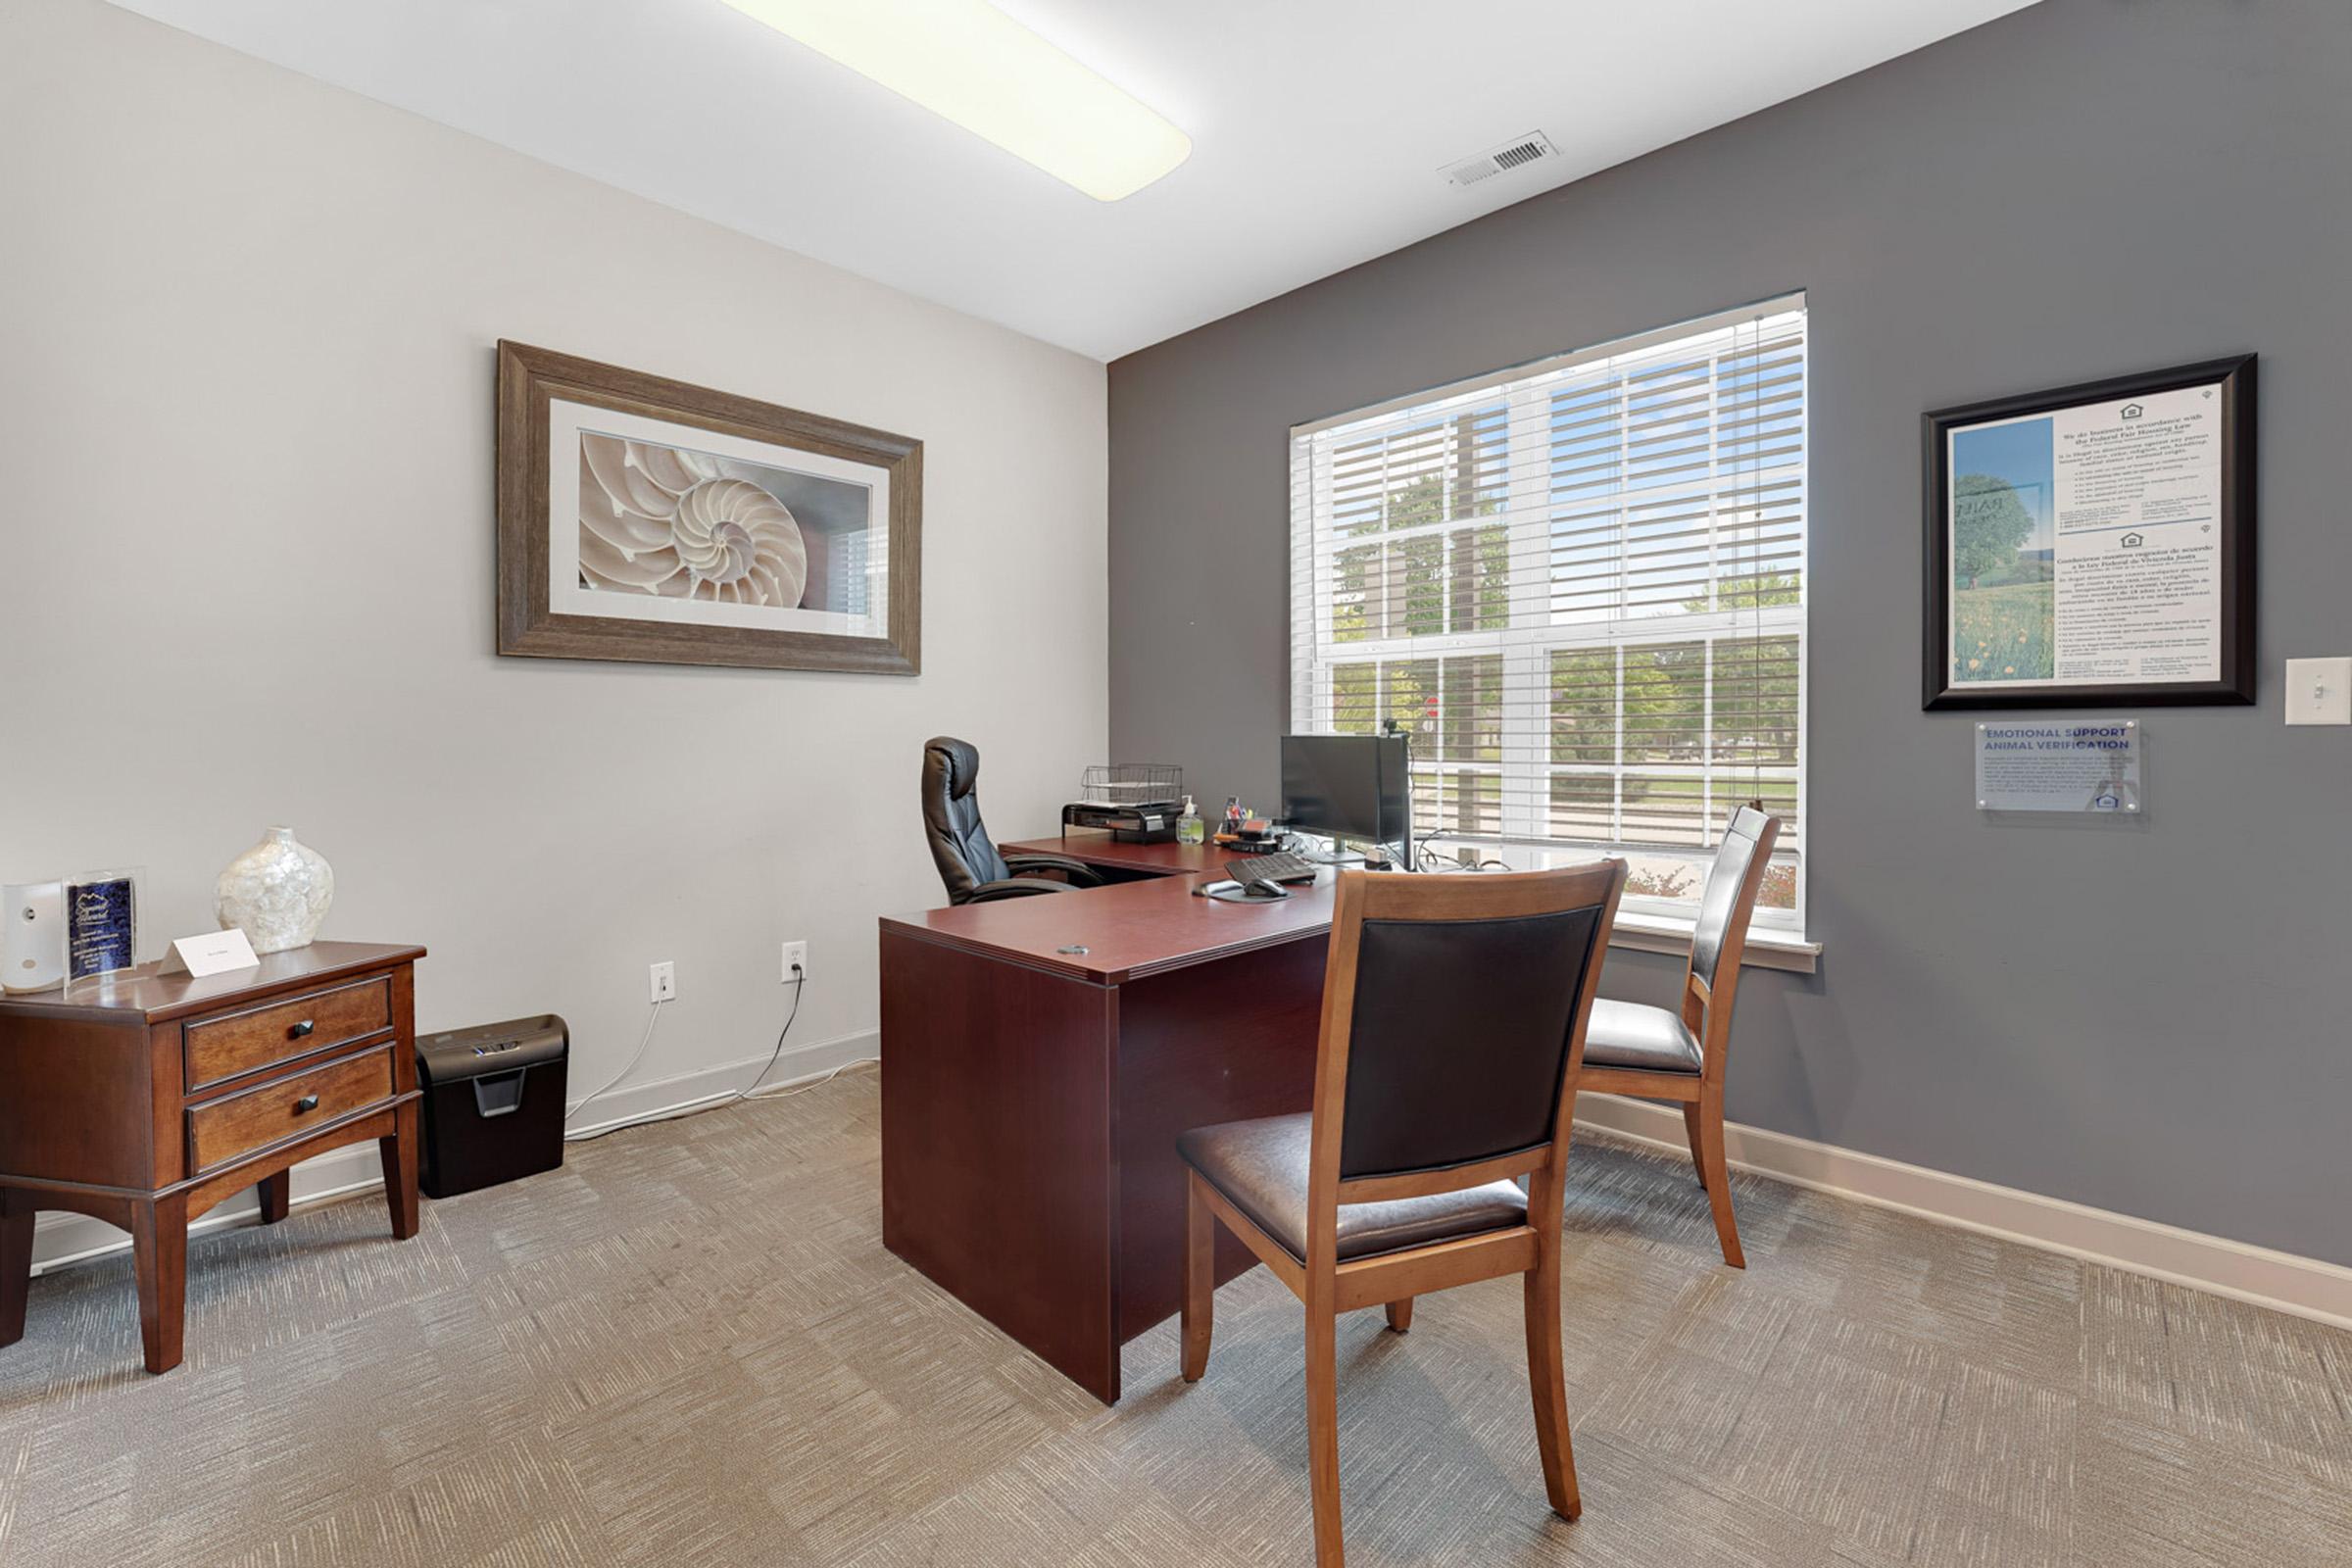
[1607, 911, 1820, 975]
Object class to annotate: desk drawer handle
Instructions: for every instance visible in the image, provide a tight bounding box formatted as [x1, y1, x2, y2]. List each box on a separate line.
[293, 1094, 320, 1114]
[289, 1020, 316, 1040]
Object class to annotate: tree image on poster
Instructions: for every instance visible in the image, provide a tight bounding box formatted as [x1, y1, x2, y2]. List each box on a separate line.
[1947, 416, 2056, 683]
[1953, 475, 2033, 588]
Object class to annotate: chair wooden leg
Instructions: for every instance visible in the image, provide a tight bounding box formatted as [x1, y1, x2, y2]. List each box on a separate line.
[0, 1191, 34, 1348]
[1383, 1298, 1413, 1333]
[1305, 1300, 1345, 1566]
[1181, 1170, 1214, 1382]
[1521, 1249, 1581, 1520]
[1693, 1090, 1744, 1269]
[1682, 1102, 1709, 1188]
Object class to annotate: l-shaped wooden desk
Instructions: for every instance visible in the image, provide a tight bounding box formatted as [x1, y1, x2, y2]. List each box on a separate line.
[879, 834, 1338, 1403]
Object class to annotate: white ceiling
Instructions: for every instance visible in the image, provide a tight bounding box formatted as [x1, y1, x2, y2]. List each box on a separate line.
[104, 0, 2036, 361]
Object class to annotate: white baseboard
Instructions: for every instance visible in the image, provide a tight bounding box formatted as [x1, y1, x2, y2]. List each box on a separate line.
[1572, 1091, 2352, 1334]
[563, 1027, 878, 1139]
[27, 1027, 881, 1276]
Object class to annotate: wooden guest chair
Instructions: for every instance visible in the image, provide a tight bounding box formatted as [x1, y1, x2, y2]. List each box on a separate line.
[1177, 859, 1628, 1568]
[1579, 806, 1782, 1268]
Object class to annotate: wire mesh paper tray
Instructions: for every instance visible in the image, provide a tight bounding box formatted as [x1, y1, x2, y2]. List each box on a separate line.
[1073, 762, 1185, 807]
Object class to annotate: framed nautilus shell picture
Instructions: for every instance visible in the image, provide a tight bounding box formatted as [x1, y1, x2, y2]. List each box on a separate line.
[496, 341, 921, 673]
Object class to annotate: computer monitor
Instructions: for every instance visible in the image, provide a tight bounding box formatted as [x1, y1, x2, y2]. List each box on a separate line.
[1280, 734, 1410, 854]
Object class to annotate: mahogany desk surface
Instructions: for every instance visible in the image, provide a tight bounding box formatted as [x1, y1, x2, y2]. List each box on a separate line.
[879, 834, 1339, 984]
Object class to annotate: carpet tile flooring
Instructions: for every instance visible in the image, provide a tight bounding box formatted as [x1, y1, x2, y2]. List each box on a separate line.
[1, 1070, 2345, 1566]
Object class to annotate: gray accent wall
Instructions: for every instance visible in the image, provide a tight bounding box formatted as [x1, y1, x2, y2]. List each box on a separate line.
[1107, 0, 2352, 1265]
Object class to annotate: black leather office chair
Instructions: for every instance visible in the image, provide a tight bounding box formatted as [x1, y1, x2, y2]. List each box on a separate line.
[921, 737, 1104, 905]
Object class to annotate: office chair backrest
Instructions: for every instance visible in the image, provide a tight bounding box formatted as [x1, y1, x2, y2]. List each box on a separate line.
[920, 736, 1013, 901]
[1682, 806, 1782, 1079]
[1312, 861, 1626, 1190]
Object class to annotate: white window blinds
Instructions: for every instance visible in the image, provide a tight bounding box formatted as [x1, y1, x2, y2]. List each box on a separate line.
[1288, 297, 1807, 930]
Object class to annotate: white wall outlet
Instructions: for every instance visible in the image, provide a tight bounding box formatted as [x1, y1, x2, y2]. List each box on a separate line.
[781, 940, 808, 981]
[2284, 658, 2352, 725]
[649, 959, 677, 1003]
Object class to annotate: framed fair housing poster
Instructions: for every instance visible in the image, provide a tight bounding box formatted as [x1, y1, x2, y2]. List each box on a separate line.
[1923, 356, 2255, 710]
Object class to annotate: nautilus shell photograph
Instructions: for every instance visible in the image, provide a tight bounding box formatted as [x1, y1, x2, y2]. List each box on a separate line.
[575, 430, 873, 616]
[498, 340, 922, 675]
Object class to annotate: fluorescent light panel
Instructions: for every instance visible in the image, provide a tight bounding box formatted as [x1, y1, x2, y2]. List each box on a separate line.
[718, 0, 1192, 202]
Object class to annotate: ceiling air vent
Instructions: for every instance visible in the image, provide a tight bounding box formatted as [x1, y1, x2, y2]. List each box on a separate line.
[1441, 131, 1559, 189]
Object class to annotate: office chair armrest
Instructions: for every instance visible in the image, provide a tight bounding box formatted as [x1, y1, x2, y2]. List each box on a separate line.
[967, 877, 1080, 902]
[1002, 854, 1106, 889]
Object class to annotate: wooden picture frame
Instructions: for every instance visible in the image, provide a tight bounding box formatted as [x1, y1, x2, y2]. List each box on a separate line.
[496, 341, 921, 674]
[1922, 355, 2254, 710]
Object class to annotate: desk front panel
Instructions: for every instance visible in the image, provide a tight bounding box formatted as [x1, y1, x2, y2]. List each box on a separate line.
[1112, 940, 1325, 1344]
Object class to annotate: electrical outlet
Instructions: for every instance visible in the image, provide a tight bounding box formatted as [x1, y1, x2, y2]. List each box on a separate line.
[649, 960, 676, 1004]
[781, 940, 808, 981]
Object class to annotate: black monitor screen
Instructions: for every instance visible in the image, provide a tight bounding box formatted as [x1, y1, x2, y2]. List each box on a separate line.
[1280, 734, 1410, 845]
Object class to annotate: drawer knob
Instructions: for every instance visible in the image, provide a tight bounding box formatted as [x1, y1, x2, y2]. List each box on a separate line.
[289, 1020, 316, 1039]
[293, 1094, 320, 1114]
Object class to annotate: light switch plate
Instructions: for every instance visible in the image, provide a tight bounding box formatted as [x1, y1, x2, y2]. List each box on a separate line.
[2284, 658, 2352, 725]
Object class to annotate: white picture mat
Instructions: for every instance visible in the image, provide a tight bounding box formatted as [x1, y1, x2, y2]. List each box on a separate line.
[547, 399, 891, 638]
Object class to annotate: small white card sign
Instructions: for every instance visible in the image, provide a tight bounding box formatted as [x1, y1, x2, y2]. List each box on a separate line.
[1976, 720, 2141, 812]
[157, 927, 262, 979]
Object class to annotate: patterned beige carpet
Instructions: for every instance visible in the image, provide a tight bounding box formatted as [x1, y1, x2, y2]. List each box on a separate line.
[1, 1070, 2345, 1567]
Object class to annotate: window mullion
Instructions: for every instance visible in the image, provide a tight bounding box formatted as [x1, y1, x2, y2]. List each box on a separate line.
[1500, 383, 1550, 841]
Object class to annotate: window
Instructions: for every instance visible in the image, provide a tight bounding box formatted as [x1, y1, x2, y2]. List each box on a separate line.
[1288, 297, 1807, 934]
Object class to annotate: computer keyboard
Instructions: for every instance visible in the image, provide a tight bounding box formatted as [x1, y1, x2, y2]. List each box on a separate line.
[1226, 853, 1319, 890]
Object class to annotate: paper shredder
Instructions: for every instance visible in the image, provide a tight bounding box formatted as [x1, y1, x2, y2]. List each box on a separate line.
[415, 1013, 567, 1199]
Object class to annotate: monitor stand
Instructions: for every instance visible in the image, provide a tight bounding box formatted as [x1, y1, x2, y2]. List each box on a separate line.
[1294, 833, 1378, 868]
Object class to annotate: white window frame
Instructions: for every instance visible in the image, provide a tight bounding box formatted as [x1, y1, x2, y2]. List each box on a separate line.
[1288, 297, 1811, 952]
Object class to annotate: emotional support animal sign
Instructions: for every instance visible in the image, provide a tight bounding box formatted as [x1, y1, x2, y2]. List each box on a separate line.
[1976, 721, 2140, 813]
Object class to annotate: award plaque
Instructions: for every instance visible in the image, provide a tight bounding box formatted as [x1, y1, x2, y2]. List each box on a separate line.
[65, 867, 143, 980]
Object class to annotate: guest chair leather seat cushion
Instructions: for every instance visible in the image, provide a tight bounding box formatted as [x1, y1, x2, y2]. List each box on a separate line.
[1581, 999, 1703, 1075]
[1177, 1113, 1530, 1264]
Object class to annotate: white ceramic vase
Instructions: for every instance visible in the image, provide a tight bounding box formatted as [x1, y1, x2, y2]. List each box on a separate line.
[216, 826, 334, 955]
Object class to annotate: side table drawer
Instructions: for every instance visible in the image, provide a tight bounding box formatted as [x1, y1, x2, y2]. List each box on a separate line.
[187, 1046, 396, 1174]
[184, 977, 391, 1092]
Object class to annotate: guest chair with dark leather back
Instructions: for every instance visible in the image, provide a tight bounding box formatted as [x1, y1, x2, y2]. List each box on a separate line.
[1177, 859, 1628, 1568]
[1579, 806, 1782, 1267]
[920, 737, 1104, 905]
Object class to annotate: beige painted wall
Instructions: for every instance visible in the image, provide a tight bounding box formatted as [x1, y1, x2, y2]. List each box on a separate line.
[0, 0, 1107, 1210]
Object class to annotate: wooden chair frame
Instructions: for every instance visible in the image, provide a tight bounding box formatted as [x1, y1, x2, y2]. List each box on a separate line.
[1181, 860, 1627, 1568]
[1576, 810, 1781, 1268]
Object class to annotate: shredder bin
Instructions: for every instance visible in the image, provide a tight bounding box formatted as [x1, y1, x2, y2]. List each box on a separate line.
[415, 1013, 567, 1199]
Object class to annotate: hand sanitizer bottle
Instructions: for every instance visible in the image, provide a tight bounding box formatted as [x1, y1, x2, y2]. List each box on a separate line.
[1176, 796, 1205, 846]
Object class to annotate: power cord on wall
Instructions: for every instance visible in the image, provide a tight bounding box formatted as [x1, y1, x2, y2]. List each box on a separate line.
[564, 961, 871, 1145]
[564, 998, 667, 1128]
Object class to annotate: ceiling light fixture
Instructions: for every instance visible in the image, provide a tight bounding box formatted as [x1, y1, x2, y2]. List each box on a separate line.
[715, 0, 1192, 202]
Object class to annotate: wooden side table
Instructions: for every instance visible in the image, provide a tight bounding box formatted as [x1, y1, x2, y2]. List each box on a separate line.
[0, 940, 425, 1373]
